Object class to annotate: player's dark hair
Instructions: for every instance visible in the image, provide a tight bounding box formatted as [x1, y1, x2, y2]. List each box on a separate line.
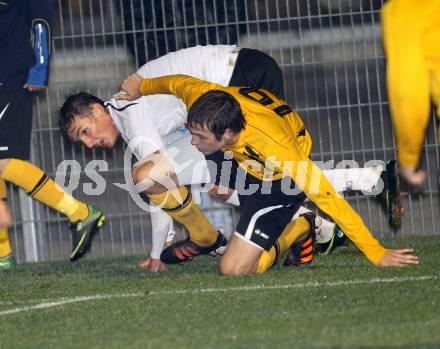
[59, 92, 105, 142]
[187, 90, 246, 141]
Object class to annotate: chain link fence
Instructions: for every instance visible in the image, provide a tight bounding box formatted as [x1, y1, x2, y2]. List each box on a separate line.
[8, 0, 439, 263]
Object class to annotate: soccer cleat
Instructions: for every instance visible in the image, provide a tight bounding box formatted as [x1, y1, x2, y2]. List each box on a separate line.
[0, 254, 16, 269]
[316, 225, 348, 255]
[376, 160, 403, 229]
[208, 229, 228, 256]
[160, 232, 227, 264]
[69, 205, 105, 262]
[284, 212, 317, 267]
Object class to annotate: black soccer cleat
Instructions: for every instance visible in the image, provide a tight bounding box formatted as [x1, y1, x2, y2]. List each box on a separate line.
[160, 232, 227, 264]
[284, 212, 317, 267]
[376, 160, 403, 230]
[316, 225, 348, 255]
[70, 205, 106, 262]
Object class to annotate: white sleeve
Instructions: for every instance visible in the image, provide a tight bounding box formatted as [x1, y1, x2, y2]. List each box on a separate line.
[149, 209, 173, 259]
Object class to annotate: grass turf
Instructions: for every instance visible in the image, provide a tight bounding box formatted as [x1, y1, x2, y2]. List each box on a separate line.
[0, 235, 439, 349]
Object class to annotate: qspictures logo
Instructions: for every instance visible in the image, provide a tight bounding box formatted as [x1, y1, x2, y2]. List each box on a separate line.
[53, 135, 386, 213]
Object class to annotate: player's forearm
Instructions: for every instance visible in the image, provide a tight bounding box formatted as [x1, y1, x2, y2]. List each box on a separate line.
[139, 75, 210, 109]
[150, 210, 173, 259]
[140, 75, 176, 96]
[310, 192, 387, 265]
[139, 74, 196, 101]
[291, 160, 386, 265]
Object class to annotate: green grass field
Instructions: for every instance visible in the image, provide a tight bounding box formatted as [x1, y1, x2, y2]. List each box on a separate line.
[1, 235, 439, 349]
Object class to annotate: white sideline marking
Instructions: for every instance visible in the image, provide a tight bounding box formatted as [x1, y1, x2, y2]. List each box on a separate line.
[0, 275, 436, 317]
[0, 293, 142, 316]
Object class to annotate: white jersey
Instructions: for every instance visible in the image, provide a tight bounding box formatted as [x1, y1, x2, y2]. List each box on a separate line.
[106, 96, 187, 161]
[137, 45, 238, 86]
[106, 95, 193, 260]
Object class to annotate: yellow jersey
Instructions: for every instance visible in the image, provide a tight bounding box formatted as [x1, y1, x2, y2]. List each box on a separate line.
[140, 74, 387, 265]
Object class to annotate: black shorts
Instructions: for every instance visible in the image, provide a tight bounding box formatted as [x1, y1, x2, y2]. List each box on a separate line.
[0, 90, 33, 160]
[235, 175, 306, 251]
[206, 153, 306, 250]
[229, 47, 285, 100]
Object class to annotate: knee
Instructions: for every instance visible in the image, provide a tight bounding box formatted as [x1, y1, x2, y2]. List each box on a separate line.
[132, 164, 148, 184]
[219, 259, 252, 276]
[132, 165, 161, 195]
[219, 262, 240, 276]
[132, 160, 178, 195]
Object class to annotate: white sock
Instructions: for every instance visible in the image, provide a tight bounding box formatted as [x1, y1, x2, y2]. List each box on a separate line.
[293, 206, 335, 243]
[323, 166, 382, 193]
[315, 217, 335, 244]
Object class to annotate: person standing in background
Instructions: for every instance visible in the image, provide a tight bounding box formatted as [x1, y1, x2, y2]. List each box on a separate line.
[381, 0, 440, 187]
[0, 0, 105, 268]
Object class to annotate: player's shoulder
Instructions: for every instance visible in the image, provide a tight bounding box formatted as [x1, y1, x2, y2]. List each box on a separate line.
[105, 96, 153, 115]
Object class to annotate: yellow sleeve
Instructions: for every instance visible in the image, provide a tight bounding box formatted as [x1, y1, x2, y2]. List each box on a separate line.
[139, 74, 219, 110]
[274, 142, 387, 265]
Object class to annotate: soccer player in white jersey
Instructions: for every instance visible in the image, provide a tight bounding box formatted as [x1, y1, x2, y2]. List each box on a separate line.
[60, 45, 401, 271]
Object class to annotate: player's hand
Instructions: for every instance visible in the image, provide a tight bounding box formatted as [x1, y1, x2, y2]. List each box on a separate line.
[138, 258, 167, 272]
[116, 73, 143, 101]
[0, 200, 11, 228]
[377, 248, 419, 267]
[23, 83, 47, 91]
[399, 166, 427, 187]
[208, 185, 234, 201]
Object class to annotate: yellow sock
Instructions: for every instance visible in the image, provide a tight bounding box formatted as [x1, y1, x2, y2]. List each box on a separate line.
[256, 216, 310, 274]
[256, 247, 277, 274]
[0, 179, 11, 258]
[0, 159, 89, 223]
[0, 226, 11, 258]
[148, 186, 218, 246]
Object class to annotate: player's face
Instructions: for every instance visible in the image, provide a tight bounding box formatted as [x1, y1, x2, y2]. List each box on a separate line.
[188, 125, 227, 155]
[69, 104, 120, 149]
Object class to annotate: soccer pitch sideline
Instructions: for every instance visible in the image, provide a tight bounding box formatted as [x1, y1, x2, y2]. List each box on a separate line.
[0, 236, 439, 349]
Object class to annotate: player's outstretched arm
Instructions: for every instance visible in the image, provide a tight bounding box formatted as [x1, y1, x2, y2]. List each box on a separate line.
[117, 73, 190, 101]
[118, 74, 216, 110]
[377, 248, 419, 267]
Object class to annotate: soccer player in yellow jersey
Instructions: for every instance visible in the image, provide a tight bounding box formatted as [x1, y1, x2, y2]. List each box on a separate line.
[117, 74, 419, 274]
[0, 0, 105, 268]
[381, 0, 440, 187]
